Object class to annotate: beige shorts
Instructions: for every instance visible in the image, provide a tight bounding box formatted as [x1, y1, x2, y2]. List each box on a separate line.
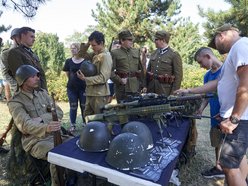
[210, 126, 223, 148]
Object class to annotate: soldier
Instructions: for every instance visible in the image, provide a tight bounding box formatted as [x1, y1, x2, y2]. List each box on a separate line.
[110, 30, 145, 103]
[7, 65, 65, 186]
[7, 26, 47, 90]
[147, 30, 183, 95]
[77, 31, 112, 116]
[0, 28, 20, 98]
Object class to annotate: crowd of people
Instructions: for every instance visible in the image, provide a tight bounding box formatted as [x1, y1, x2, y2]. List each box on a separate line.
[0, 23, 248, 186]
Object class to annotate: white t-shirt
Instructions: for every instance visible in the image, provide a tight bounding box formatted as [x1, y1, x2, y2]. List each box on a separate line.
[218, 37, 248, 119]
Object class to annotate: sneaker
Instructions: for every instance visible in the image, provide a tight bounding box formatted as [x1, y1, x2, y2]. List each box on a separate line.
[201, 167, 225, 178]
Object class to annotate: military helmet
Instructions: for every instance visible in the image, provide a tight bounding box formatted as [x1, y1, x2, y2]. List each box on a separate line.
[10, 28, 20, 39]
[121, 121, 154, 150]
[78, 121, 111, 152]
[106, 132, 150, 170]
[15, 65, 39, 86]
[80, 60, 97, 77]
[118, 29, 133, 40]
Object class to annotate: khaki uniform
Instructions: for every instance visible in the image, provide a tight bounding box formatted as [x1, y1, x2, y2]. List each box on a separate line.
[8, 45, 47, 90]
[147, 47, 183, 95]
[0, 46, 18, 92]
[111, 47, 145, 102]
[81, 48, 113, 116]
[8, 89, 64, 186]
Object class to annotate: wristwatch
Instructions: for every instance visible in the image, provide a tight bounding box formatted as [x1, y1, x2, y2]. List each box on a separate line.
[229, 116, 240, 125]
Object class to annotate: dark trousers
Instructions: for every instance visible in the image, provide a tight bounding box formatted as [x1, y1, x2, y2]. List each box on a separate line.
[67, 87, 86, 125]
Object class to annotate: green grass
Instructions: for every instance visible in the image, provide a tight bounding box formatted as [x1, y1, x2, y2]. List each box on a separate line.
[0, 100, 226, 186]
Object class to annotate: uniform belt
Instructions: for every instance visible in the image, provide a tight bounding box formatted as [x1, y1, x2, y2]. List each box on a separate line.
[147, 72, 175, 84]
[115, 71, 141, 78]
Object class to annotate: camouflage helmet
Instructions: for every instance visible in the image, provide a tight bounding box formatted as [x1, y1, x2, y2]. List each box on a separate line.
[78, 121, 111, 152]
[15, 65, 39, 86]
[80, 60, 97, 77]
[106, 132, 150, 170]
[10, 28, 20, 40]
[121, 121, 154, 150]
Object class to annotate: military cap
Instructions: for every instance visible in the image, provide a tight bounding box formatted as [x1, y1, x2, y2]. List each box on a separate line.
[208, 23, 239, 49]
[118, 30, 133, 40]
[10, 28, 20, 40]
[154, 30, 170, 43]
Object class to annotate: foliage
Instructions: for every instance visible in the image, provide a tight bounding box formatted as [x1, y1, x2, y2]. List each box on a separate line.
[0, 0, 47, 17]
[199, 0, 248, 42]
[46, 70, 68, 101]
[92, 0, 182, 46]
[32, 32, 66, 75]
[181, 63, 206, 88]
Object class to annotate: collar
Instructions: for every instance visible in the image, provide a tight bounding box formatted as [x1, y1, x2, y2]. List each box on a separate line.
[21, 89, 38, 100]
[159, 47, 169, 54]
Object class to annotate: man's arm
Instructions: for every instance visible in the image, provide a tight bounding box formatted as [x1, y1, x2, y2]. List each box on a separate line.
[172, 52, 183, 91]
[174, 79, 218, 94]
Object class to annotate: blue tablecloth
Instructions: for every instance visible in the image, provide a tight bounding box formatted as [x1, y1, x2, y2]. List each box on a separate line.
[50, 117, 190, 186]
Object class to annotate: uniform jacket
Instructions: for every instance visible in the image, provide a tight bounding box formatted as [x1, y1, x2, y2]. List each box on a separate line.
[7, 89, 63, 152]
[7, 45, 47, 90]
[82, 49, 113, 96]
[147, 47, 183, 95]
[110, 47, 145, 93]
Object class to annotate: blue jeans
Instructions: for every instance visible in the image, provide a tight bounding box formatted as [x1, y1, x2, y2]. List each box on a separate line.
[67, 87, 86, 125]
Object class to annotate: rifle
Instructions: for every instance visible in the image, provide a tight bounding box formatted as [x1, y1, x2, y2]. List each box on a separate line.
[0, 118, 14, 147]
[109, 37, 114, 52]
[51, 93, 65, 186]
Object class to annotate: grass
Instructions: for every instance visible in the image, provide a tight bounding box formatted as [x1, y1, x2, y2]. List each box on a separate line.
[0, 99, 226, 186]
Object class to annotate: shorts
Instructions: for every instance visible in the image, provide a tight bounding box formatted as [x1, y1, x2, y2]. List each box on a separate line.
[210, 126, 223, 148]
[219, 120, 248, 169]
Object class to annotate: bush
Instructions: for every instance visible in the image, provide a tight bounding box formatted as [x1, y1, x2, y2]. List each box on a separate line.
[181, 64, 206, 88]
[46, 70, 68, 101]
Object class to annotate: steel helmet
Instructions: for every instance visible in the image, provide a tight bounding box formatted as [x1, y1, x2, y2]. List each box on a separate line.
[80, 60, 97, 77]
[78, 121, 111, 152]
[106, 132, 150, 170]
[15, 65, 39, 86]
[121, 121, 153, 150]
[10, 28, 20, 39]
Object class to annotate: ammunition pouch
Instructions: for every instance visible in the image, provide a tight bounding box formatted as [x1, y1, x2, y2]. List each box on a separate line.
[147, 72, 175, 84]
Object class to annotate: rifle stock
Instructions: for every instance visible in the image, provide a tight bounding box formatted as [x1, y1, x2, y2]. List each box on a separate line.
[0, 118, 14, 146]
[51, 93, 65, 186]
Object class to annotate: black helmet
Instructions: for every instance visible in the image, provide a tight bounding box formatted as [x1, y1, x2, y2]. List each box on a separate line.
[15, 65, 39, 86]
[80, 60, 97, 77]
[106, 132, 150, 170]
[10, 28, 20, 39]
[121, 121, 153, 150]
[77, 121, 111, 152]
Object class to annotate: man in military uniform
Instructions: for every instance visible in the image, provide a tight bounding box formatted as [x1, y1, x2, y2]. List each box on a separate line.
[7, 65, 64, 186]
[0, 28, 20, 98]
[77, 31, 112, 116]
[7, 26, 47, 90]
[147, 30, 183, 95]
[110, 29, 145, 103]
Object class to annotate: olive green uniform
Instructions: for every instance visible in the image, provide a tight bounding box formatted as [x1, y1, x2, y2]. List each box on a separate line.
[147, 47, 183, 95]
[7, 45, 47, 90]
[8, 89, 64, 186]
[111, 47, 145, 102]
[81, 48, 113, 116]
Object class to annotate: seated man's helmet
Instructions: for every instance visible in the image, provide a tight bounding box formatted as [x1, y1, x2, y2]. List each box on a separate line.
[10, 28, 20, 39]
[15, 65, 40, 86]
[121, 121, 154, 150]
[80, 60, 97, 77]
[106, 132, 150, 170]
[77, 121, 111, 152]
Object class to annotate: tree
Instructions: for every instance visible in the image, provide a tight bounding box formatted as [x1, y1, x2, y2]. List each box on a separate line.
[92, 0, 182, 46]
[0, 0, 47, 17]
[199, 0, 248, 41]
[32, 32, 66, 75]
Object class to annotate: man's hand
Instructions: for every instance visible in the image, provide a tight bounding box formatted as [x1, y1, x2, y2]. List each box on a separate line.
[174, 88, 191, 95]
[219, 118, 238, 134]
[77, 70, 85, 80]
[121, 78, 127, 85]
[141, 87, 147, 93]
[46, 121, 61, 133]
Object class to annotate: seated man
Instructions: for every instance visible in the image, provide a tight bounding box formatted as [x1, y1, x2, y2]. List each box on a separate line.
[7, 65, 66, 186]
